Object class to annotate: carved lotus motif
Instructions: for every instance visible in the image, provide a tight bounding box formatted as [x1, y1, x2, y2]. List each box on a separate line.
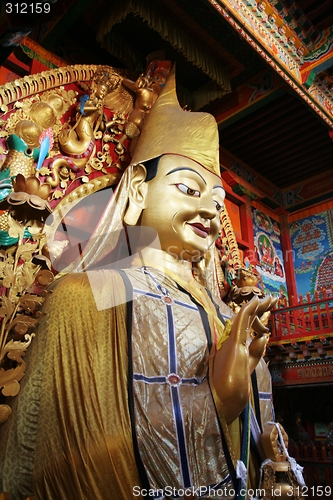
[0, 174, 52, 223]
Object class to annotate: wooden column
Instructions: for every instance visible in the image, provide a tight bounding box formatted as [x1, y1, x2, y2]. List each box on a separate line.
[277, 208, 298, 305]
[240, 195, 255, 263]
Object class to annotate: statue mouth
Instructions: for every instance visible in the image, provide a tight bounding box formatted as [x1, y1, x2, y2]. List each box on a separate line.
[188, 222, 210, 237]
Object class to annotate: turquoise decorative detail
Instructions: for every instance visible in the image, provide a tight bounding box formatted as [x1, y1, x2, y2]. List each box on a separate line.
[6, 134, 40, 161]
[0, 228, 32, 247]
[0, 168, 13, 201]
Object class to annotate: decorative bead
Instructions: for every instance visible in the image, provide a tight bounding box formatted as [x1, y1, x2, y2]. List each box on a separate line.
[167, 374, 181, 386]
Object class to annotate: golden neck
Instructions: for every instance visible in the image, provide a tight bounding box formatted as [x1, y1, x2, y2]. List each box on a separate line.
[131, 247, 193, 282]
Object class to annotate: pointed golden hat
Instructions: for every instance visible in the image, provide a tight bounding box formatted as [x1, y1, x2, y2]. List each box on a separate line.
[130, 68, 220, 176]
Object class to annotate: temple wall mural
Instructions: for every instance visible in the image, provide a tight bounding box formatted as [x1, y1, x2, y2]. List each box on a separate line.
[251, 206, 287, 299]
[290, 208, 333, 298]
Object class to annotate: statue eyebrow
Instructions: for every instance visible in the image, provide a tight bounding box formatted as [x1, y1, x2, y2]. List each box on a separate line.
[166, 167, 207, 184]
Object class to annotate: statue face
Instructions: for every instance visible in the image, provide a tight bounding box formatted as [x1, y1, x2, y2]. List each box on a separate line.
[140, 154, 225, 261]
[95, 83, 108, 99]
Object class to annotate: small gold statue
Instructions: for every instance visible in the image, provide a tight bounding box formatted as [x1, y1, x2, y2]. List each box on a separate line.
[58, 66, 120, 170]
[260, 422, 306, 500]
[114, 59, 172, 154]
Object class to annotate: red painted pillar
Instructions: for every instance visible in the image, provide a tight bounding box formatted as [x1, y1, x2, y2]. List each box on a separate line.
[240, 195, 255, 263]
[277, 208, 298, 305]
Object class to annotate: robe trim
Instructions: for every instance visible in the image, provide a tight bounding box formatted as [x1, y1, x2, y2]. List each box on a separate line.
[133, 287, 199, 311]
[250, 405, 266, 463]
[259, 392, 272, 400]
[133, 374, 206, 385]
[165, 301, 192, 488]
[115, 269, 151, 491]
[206, 288, 231, 323]
[251, 370, 262, 432]
[176, 283, 238, 489]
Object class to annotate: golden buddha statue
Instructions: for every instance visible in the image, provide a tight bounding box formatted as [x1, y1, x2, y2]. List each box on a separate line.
[0, 69, 280, 500]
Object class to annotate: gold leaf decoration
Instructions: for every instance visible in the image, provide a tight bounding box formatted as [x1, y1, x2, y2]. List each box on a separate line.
[35, 269, 54, 286]
[2, 266, 15, 290]
[0, 365, 25, 397]
[15, 241, 39, 259]
[0, 404, 12, 423]
[53, 189, 64, 199]
[7, 216, 25, 240]
[19, 294, 45, 313]
[0, 295, 15, 319]
[39, 166, 51, 176]
[2, 336, 34, 363]
[7, 314, 39, 336]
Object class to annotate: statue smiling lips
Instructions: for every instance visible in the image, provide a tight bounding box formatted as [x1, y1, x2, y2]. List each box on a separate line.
[0, 69, 275, 500]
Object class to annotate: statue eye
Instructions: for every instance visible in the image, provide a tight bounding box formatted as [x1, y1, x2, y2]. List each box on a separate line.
[176, 183, 200, 197]
[214, 200, 223, 212]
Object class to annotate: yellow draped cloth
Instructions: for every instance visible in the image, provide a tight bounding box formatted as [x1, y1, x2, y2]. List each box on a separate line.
[0, 271, 142, 500]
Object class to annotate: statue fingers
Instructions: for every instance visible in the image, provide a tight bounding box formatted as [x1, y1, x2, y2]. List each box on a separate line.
[250, 295, 277, 336]
[255, 295, 276, 316]
[251, 315, 270, 336]
[231, 295, 260, 343]
[249, 332, 270, 360]
[259, 310, 271, 327]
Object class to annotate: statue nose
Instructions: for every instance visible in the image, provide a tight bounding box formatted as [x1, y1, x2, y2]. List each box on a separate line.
[198, 196, 216, 219]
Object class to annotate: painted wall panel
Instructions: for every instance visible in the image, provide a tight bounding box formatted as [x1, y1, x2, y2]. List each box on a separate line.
[290, 208, 333, 297]
[252, 207, 287, 298]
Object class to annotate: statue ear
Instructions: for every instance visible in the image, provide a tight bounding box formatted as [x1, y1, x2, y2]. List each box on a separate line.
[123, 164, 148, 226]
